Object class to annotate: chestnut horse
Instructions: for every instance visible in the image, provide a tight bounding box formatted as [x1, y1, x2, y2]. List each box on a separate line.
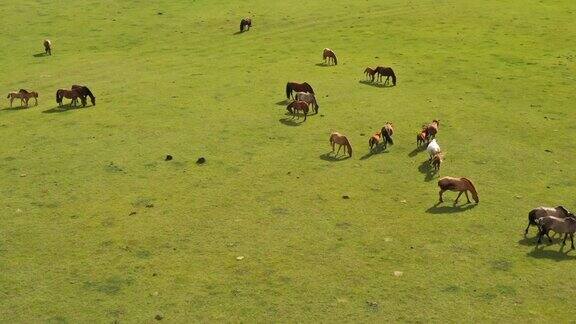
[286, 82, 314, 99]
[7, 90, 38, 107]
[71, 85, 96, 106]
[329, 132, 352, 157]
[240, 18, 251, 32]
[44, 39, 52, 55]
[287, 100, 310, 120]
[322, 48, 337, 65]
[437, 176, 479, 204]
[375, 66, 397, 85]
[368, 132, 381, 150]
[418, 120, 439, 144]
[364, 67, 376, 82]
[56, 89, 81, 107]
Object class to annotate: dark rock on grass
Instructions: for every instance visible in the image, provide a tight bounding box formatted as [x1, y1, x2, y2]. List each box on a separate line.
[145, 204, 154, 208]
[196, 157, 206, 164]
[157, 12, 163, 15]
[165, 155, 173, 161]
[155, 313, 164, 320]
[342, 195, 350, 199]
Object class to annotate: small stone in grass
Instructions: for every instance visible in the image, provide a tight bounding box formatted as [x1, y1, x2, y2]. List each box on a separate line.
[393, 271, 403, 277]
[236, 256, 244, 261]
[400, 199, 407, 203]
[20, 173, 27, 177]
[342, 195, 350, 199]
[165, 155, 173, 161]
[196, 157, 206, 164]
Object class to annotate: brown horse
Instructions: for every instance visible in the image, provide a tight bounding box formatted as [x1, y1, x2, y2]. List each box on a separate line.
[381, 122, 394, 149]
[330, 132, 352, 157]
[286, 82, 314, 99]
[56, 89, 81, 107]
[44, 39, 52, 55]
[421, 120, 439, 142]
[287, 100, 310, 120]
[374, 66, 397, 85]
[7, 90, 38, 107]
[322, 48, 337, 65]
[437, 176, 479, 204]
[431, 152, 444, 171]
[364, 67, 376, 82]
[416, 131, 427, 147]
[71, 85, 96, 106]
[240, 18, 252, 32]
[368, 132, 382, 150]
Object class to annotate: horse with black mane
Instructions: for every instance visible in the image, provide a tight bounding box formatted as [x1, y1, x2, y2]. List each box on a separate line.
[375, 66, 397, 85]
[72, 85, 96, 106]
[286, 82, 314, 99]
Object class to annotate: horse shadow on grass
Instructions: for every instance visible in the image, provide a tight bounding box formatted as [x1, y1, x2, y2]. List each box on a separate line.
[278, 117, 303, 127]
[408, 146, 426, 157]
[275, 100, 288, 106]
[426, 202, 476, 214]
[418, 160, 437, 182]
[319, 152, 350, 162]
[315, 63, 332, 68]
[358, 80, 393, 88]
[1, 105, 30, 111]
[33, 52, 49, 58]
[43, 105, 85, 113]
[360, 145, 389, 160]
[527, 244, 576, 261]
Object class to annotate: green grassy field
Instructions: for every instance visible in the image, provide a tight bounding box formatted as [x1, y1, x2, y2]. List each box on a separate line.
[1, 0, 575, 322]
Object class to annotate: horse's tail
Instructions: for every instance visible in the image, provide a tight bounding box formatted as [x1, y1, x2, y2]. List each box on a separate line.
[460, 177, 479, 203]
[390, 70, 397, 85]
[285, 83, 291, 99]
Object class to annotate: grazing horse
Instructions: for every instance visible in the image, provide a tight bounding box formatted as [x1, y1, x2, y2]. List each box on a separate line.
[240, 18, 252, 32]
[525, 206, 573, 236]
[7, 90, 38, 107]
[71, 85, 96, 106]
[368, 132, 382, 150]
[56, 89, 80, 107]
[431, 152, 444, 171]
[294, 92, 319, 113]
[374, 66, 397, 85]
[286, 100, 310, 120]
[437, 176, 479, 204]
[426, 139, 441, 161]
[364, 67, 376, 82]
[536, 216, 576, 249]
[329, 132, 352, 157]
[380, 122, 394, 149]
[44, 39, 52, 55]
[322, 48, 337, 65]
[286, 82, 314, 99]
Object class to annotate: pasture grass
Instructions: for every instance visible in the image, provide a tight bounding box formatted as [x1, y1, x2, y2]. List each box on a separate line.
[1, 0, 575, 322]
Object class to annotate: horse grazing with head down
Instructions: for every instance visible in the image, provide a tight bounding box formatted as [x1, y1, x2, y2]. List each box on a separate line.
[525, 206, 573, 236]
[374, 66, 397, 85]
[437, 176, 479, 204]
[286, 82, 314, 99]
[286, 100, 310, 121]
[364, 67, 376, 82]
[7, 89, 38, 107]
[329, 132, 352, 157]
[294, 92, 318, 113]
[56, 88, 81, 107]
[431, 152, 444, 171]
[72, 85, 96, 106]
[322, 48, 337, 65]
[240, 18, 252, 32]
[536, 216, 576, 249]
[43, 39, 52, 55]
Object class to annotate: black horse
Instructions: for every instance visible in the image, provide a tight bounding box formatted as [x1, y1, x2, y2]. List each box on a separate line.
[71, 85, 96, 106]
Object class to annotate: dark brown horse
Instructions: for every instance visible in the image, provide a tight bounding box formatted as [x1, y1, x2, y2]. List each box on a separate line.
[240, 18, 252, 32]
[375, 66, 397, 85]
[43, 39, 52, 55]
[287, 100, 310, 121]
[322, 48, 337, 65]
[286, 82, 314, 99]
[364, 67, 376, 82]
[71, 85, 96, 106]
[56, 89, 81, 107]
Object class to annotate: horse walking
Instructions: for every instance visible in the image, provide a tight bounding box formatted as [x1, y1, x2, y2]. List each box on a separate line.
[71, 85, 96, 106]
[381, 122, 394, 149]
[426, 139, 441, 161]
[437, 176, 479, 204]
[56, 89, 81, 107]
[368, 132, 381, 150]
[322, 48, 337, 65]
[431, 152, 444, 171]
[286, 82, 314, 99]
[287, 100, 310, 120]
[240, 18, 252, 32]
[525, 206, 573, 236]
[536, 216, 576, 249]
[329, 132, 352, 157]
[364, 67, 376, 82]
[374, 66, 397, 85]
[43, 39, 52, 55]
[294, 92, 319, 113]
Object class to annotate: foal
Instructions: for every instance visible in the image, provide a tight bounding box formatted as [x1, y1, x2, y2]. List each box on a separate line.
[322, 48, 337, 65]
[364, 67, 376, 82]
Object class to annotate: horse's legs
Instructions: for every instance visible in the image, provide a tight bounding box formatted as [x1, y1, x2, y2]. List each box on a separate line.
[546, 230, 552, 243]
[439, 189, 445, 202]
[455, 191, 463, 203]
[9, 97, 13, 107]
[571, 234, 575, 249]
[336, 144, 342, 156]
[464, 191, 471, 203]
[524, 221, 532, 236]
[562, 233, 568, 245]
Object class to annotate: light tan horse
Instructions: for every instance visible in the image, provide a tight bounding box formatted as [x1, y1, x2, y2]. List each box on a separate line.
[43, 39, 52, 55]
[7, 90, 38, 107]
[322, 48, 337, 65]
[329, 132, 352, 157]
[437, 176, 478, 204]
[536, 216, 576, 249]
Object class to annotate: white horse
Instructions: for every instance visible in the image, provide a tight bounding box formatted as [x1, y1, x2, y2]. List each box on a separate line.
[294, 92, 319, 113]
[427, 139, 441, 161]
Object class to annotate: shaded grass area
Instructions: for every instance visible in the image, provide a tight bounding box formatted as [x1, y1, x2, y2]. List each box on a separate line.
[0, 0, 576, 322]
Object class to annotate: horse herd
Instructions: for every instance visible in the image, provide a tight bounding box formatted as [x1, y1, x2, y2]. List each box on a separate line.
[7, 85, 96, 109]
